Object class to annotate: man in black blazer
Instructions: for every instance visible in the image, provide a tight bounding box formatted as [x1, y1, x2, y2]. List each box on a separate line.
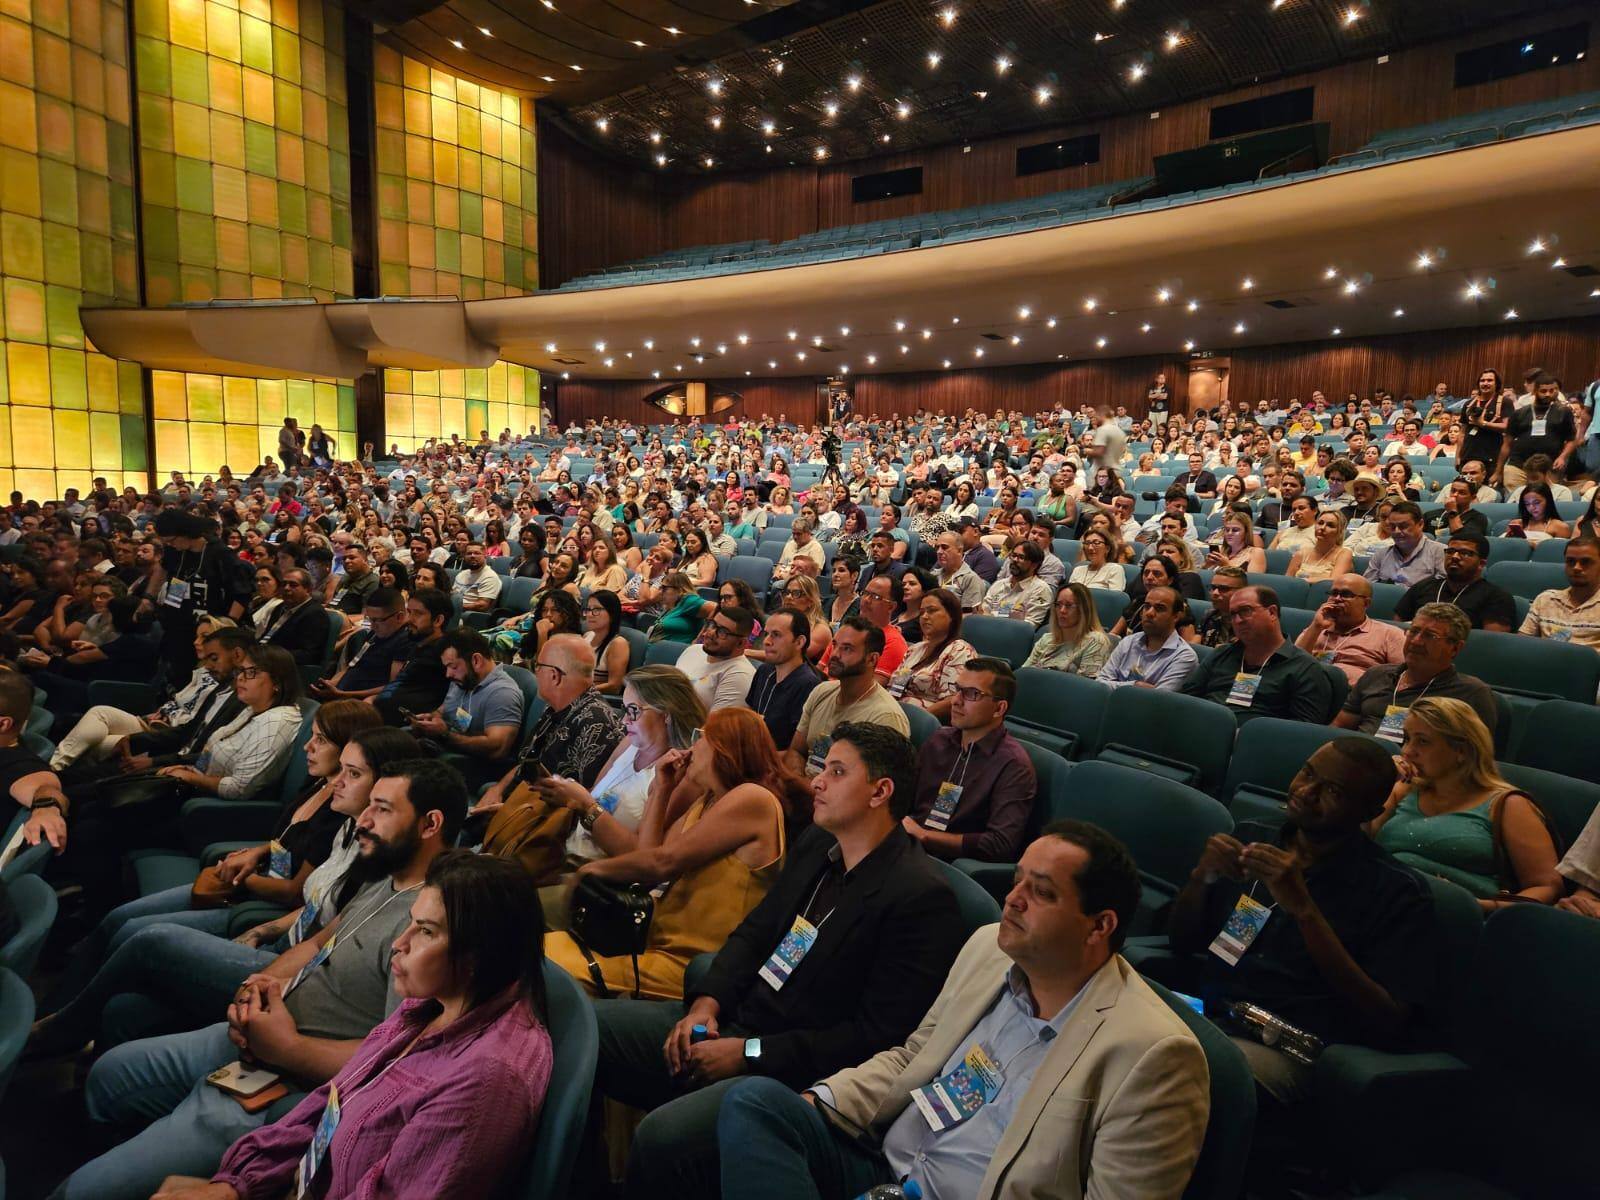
[256, 568, 331, 666]
[592, 722, 965, 1199]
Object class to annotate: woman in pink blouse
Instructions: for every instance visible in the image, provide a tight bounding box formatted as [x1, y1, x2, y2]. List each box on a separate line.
[159, 852, 553, 1200]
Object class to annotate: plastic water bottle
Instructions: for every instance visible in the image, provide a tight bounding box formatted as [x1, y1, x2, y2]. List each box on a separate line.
[690, 1024, 710, 1044]
[855, 1183, 922, 1200]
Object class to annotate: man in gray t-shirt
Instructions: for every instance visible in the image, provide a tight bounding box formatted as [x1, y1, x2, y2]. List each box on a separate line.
[57, 760, 469, 1200]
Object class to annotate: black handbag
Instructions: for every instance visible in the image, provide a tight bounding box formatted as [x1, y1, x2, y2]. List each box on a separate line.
[568, 877, 655, 998]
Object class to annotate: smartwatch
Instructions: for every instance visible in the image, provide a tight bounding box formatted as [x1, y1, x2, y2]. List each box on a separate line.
[742, 1037, 763, 1068]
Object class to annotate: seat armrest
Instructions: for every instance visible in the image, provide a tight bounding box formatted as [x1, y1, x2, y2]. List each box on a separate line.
[199, 840, 264, 867]
[178, 798, 282, 857]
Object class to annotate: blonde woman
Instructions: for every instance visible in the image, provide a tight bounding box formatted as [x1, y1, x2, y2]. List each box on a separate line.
[577, 538, 628, 593]
[1286, 508, 1354, 583]
[773, 574, 831, 664]
[1206, 512, 1266, 573]
[1023, 582, 1113, 677]
[1153, 533, 1197, 574]
[1373, 697, 1562, 910]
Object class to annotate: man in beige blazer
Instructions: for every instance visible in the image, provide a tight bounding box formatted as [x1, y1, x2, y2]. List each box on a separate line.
[715, 821, 1210, 1200]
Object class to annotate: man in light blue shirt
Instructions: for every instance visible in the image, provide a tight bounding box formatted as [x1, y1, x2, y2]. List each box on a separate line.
[1362, 503, 1446, 588]
[1096, 588, 1198, 691]
[713, 823, 1210, 1200]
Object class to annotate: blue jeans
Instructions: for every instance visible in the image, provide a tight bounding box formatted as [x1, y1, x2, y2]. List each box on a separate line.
[45, 922, 274, 1051]
[716, 1077, 891, 1200]
[55, 1023, 270, 1200]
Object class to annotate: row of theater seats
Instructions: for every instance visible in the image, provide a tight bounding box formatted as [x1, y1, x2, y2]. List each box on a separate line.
[554, 90, 1600, 291]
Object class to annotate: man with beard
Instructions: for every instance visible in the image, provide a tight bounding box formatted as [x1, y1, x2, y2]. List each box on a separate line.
[1165, 740, 1435, 1106]
[787, 618, 910, 777]
[48, 757, 467, 1200]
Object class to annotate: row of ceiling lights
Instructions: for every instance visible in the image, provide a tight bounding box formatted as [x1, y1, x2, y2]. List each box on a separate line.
[544, 232, 1590, 378]
[586, 0, 1369, 167]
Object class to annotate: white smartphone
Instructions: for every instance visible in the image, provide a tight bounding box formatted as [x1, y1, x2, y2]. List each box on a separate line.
[206, 1060, 282, 1098]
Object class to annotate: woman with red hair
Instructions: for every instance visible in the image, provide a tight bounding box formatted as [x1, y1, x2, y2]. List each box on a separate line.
[546, 705, 807, 999]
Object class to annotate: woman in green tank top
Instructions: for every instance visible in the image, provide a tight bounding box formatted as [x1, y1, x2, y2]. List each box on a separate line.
[1369, 697, 1562, 909]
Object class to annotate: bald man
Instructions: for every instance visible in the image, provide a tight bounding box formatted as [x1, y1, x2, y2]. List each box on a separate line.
[1292, 573, 1407, 687]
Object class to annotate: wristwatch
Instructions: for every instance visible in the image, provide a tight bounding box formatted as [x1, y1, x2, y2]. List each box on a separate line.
[742, 1038, 763, 1068]
[30, 797, 63, 815]
[579, 804, 602, 832]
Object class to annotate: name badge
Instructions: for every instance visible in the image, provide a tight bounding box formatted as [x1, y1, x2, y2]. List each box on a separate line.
[1209, 894, 1274, 965]
[288, 933, 335, 994]
[331, 589, 348, 607]
[1226, 672, 1262, 707]
[162, 578, 190, 608]
[926, 781, 963, 832]
[759, 914, 820, 991]
[805, 735, 832, 776]
[453, 705, 472, 732]
[911, 1042, 1005, 1132]
[267, 839, 293, 879]
[594, 791, 620, 815]
[1550, 627, 1572, 643]
[1376, 704, 1408, 744]
[295, 1081, 341, 1198]
[1531, 418, 1547, 438]
[291, 899, 320, 945]
[887, 670, 911, 699]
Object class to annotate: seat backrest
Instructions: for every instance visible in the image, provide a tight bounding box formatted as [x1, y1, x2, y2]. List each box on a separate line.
[1485, 560, 1569, 600]
[1454, 629, 1600, 703]
[502, 665, 544, 745]
[1062, 761, 1232, 891]
[0, 873, 58, 978]
[1019, 741, 1075, 835]
[644, 640, 689, 667]
[899, 700, 941, 747]
[321, 608, 343, 665]
[1417, 874, 1485, 1039]
[1142, 977, 1256, 1200]
[932, 858, 1003, 936]
[1511, 699, 1600, 784]
[1098, 688, 1237, 795]
[1496, 760, 1600, 850]
[1008, 668, 1109, 759]
[511, 962, 600, 1200]
[619, 627, 650, 674]
[0, 968, 35, 1103]
[1221, 717, 1378, 810]
[961, 614, 1036, 669]
[1090, 588, 1130, 630]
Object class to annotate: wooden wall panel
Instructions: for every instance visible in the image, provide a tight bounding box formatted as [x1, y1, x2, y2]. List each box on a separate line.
[538, 6, 1600, 282]
[1225, 317, 1600, 408]
[549, 319, 1600, 428]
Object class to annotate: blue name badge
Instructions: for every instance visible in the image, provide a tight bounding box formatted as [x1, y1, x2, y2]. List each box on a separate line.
[290, 899, 320, 945]
[288, 934, 335, 994]
[295, 1081, 340, 1198]
[910, 1042, 1005, 1132]
[759, 914, 819, 991]
[1209, 894, 1273, 966]
[805, 735, 833, 776]
[267, 839, 293, 880]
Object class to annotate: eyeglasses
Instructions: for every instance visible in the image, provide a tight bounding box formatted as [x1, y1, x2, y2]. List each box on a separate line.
[952, 686, 996, 704]
[1326, 588, 1364, 600]
[706, 622, 741, 639]
[1229, 604, 1264, 621]
[621, 702, 655, 721]
[532, 662, 567, 681]
[1404, 627, 1452, 644]
[236, 666, 264, 680]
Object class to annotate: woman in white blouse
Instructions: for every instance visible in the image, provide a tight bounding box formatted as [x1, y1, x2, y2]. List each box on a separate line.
[890, 588, 976, 722]
[947, 480, 981, 522]
[523, 664, 704, 926]
[1068, 530, 1125, 590]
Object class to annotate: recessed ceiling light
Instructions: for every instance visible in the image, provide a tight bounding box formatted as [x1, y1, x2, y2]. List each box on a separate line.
[811, 335, 823, 346]
[449, 39, 463, 49]
[796, 351, 807, 361]
[921, 328, 933, 339]
[1093, 32, 1108, 42]
[478, 26, 492, 36]
[973, 90, 988, 100]
[896, 102, 911, 119]
[846, 75, 863, 91]
[737, 333, 749, 344]
[1186, 299, 1200, 312]
[1140, 323, 1152, 333]
[1156, 288, 1171, 302]
[1129, 62, 1146, 81]
[1504, 308, 1519, 320]
[866, 354, 877, 364]
[707, 79, 723, 94]
[1590, 288, 1600, 297]
[786, 330, 798, 340]
[745, 370, 751, 376]
[1392, 307, 1404, 317]
[644, 339, 655, 349]
[1095, 337, 1108, 348]
[674, 364, 683, 371]
[893, 320, 907, 331]
[689, 336, 701, 347]
[603, 357, 614, 367]
[1232, 322, 1246, 334]
[1331, 327, 1342, 335]
[765, 146, 773, 154]
[824, 102, 839, 117]
[900, 344, 910, 354]
[942, 359, 952, 369]
[1165, 31, 1181, 50]
[544, 342, 557, 352]
[703, 156, 714, 167]
[951, 316, 960, 324]
[881, 133, 891, 142]
[1324, 266, 1339, 280]
[1009, 335, 1022, 345]
[1017, 306, 1031, 319]
[973, 347, 985, 357]
[710, 115, 723, 129]
[561, 371, 570, 379]
[814, 145, 828, 159]
[1343, 6, 1360, 25]
[839, 325, 850, 335]
[1343, 279, 1360, 294]
[594, 340, 606, 351]
[1045, 316, 1057, 328]
[541, 0, 553, 7]
[541, 76, 554, 82]
[1035, 86, 1052, 103]
[761, 120, 776, 135]
[649, 131, 662, 144]
[1415, 252, 1434, 269]
[1182, 340, 1195, 351]
[940, 7, 956, 26]
[1551, 257, 1567, 268]
[996, 56, 1011, 73]
[654, 153, 665, 166]
[927, 51, 941, 67]
[625, 351, 633, 359]
[664, 25, 681, 35]
[715, 344, 727, 354]
[595, 118, 609, 131]
[1083, 297, 1098, 311]
[840, 365, 850, 374]
[570, 64, 583, 71]
[772, 60, 784, 74]
[768, 360, 778, 369]
[1241, 277, 1254, 290]
[653, 371, 661, 379]
[1465, 282, 1485, 299]
[1527, 238, 1546, 254]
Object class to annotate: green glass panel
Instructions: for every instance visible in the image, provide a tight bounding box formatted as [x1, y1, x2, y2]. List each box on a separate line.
[80, 234, 114, 297]
[243, 120, 275, 174]
[270, 26, 299, 85]
[458, 191, 481, 237]
[247, 222, 278, 275]
[187, 373, 222, 421]
[176, 211, 215, 266]
[3, 278, 48, 342]
[337, 384, 355, 431]
[239, 15, 271, 72]
[276, 180, 306, 234]
[174, 155, 213, 212]
[135, 35, 171, 96]
[464, 368, 486, 400]
[119, 361, 144, 413]
[42, 220, 82, 288]
[44, 284, 83, 348]
[120, 414, 148, 470]
[169, 45, 208, 105]
[37, 160, 79, 228]
[433, 227, 458, 273]
[284, 377, 313, 423]
[90, 412, 122, 470]
[306, 238, 330, 290]
[465, 398, 488, 435]
[1, 212, 45, 281]
[49, 346, 88, 408]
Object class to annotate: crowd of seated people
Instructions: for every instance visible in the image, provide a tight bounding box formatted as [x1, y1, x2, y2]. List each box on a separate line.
[0, 365, 1595, 1197]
